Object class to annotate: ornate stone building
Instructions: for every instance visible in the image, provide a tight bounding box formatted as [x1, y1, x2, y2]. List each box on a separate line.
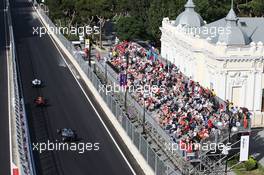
[160, 0, 264, 127]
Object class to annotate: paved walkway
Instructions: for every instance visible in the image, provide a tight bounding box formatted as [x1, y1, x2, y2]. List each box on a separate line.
[0, 0, 11, 174]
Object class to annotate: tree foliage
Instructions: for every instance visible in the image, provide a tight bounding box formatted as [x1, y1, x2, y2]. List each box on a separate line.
[115, 16, 145, 41]
[46, 0, 264, 43]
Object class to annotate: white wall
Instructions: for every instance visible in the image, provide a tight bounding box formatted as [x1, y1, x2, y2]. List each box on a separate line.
[160, 21, 264, 112]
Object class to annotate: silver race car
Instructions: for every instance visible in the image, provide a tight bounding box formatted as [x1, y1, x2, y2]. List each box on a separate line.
[57, 128, 77, 142]
[31, 79, 42, 87]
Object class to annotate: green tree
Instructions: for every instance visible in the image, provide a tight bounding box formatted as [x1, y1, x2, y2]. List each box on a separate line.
[115, 16, 145, 41]
[45, 0, 264, 44]
[146, 0, 165, 41]
[195, 0, 230, 23]
[146, 0, 185, 43]
[60, 0, 77, 27]
[75, 0, 96, 25]
[114, 0, 133, 16]
[46, 0, 63, 20]
[247, 0, 264, 16]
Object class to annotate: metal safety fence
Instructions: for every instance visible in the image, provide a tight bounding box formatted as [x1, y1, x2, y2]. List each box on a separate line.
[6, 0, 36, 174]
[87, 63, 181, 175]
[94, 47, 251, 147]
[33, 0, 253, 174]
[93, 57, 196, 175]
[34, 3, 189, 175]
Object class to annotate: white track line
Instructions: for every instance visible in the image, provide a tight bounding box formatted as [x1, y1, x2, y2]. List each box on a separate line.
[7, 31, 13, 175]
[33, 7, 137, 175]
[4, 0, 13, 173]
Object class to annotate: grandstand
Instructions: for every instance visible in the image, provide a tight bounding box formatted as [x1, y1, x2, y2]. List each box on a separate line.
[97, 41, 251, 174]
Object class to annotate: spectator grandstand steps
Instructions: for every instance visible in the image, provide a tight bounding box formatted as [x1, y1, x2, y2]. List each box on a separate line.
[99, 41, 252, 175]
[147, 128, 195, 174]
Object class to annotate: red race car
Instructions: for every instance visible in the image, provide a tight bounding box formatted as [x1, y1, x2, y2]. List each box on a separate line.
[34, 96, 47, 106]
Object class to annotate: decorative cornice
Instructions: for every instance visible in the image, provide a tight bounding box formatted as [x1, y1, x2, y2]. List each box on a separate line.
[161, 19, 264, 58]
[218, 56, 264, 62]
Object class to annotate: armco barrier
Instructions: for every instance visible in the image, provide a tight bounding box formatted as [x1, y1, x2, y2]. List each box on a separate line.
[95, 44, 251, 147]
[82, 60, 182, 175]
[91, 39, 252, 173]
[34, 3, 189, 175]
[6, 0, 36, 174]
[33, 1, 252, 174]
[93, 57, 194, 174]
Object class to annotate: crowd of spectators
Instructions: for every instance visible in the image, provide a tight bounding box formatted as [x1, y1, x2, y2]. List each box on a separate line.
[107, 41, 251, 156]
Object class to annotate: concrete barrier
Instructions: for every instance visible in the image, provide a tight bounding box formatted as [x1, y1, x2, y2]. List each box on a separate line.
[34, 5, 154, 175]
[6, 0, 36, 174]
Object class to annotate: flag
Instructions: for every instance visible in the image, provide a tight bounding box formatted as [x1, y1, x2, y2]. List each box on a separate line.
[119, 73, 127, 86]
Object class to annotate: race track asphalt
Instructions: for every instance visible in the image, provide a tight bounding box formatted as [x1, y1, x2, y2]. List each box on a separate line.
[0, 0, 10, 174]
[10, 0, 139, 174]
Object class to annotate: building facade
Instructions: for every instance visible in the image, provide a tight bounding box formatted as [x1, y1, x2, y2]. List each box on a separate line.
[160, 0, 264, 127]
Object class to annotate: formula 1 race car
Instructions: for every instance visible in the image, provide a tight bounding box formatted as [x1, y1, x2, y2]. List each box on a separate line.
[31, 79, 42, 87]
[34, 96, 47, 106]
[57, 128, 77, 142]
